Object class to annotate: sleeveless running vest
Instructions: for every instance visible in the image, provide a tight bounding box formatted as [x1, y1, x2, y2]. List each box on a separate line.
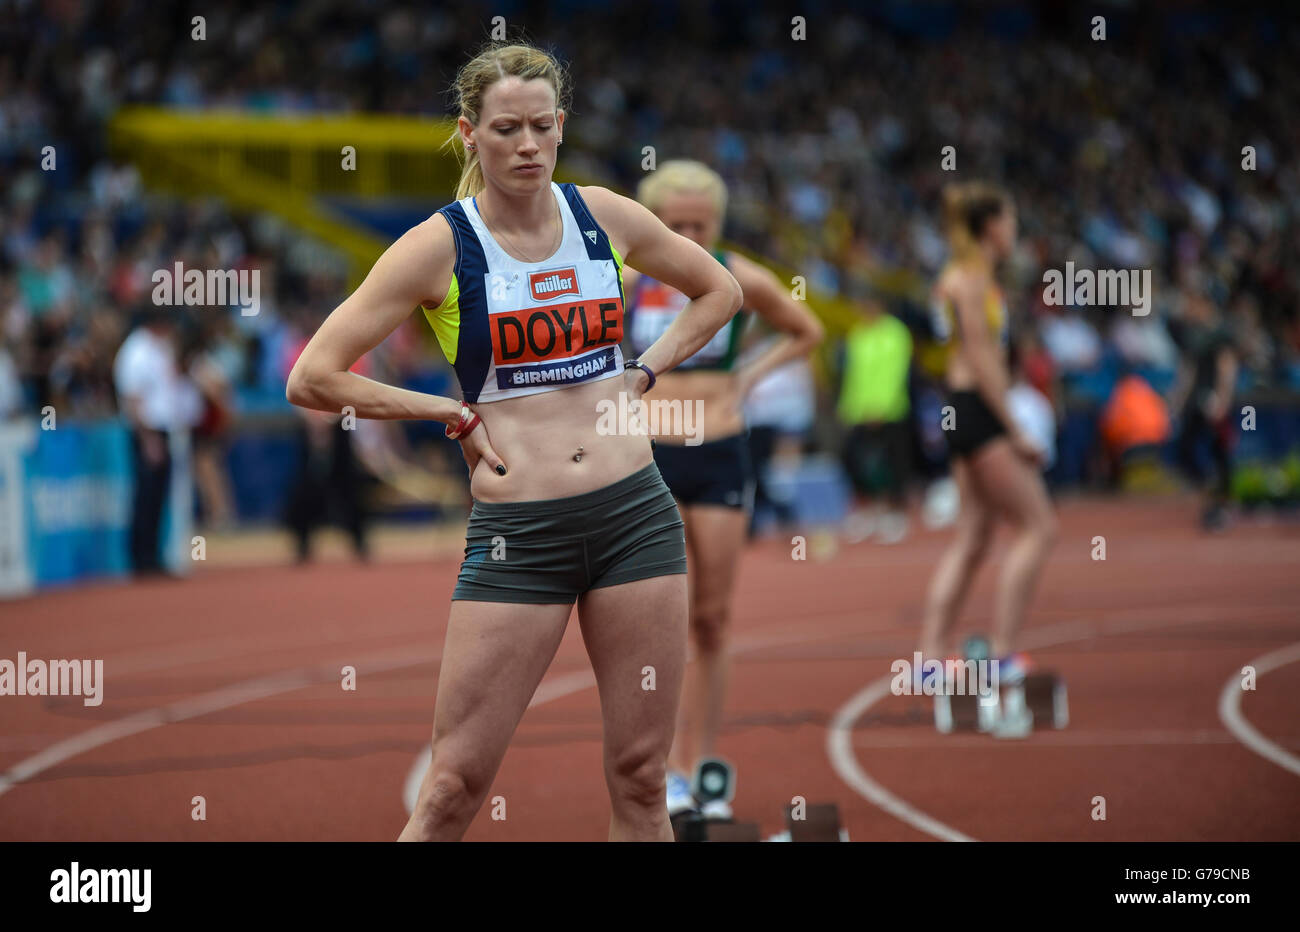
[929, 283, 1009, 349]
[422, 183, 627, 404]
[624, 251, 748, 371]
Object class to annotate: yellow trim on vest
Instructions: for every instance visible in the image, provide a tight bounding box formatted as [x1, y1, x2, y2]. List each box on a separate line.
[610, 243, 624, 284]
[984, 288, 1007, 340]
[422, 274, 460, 364]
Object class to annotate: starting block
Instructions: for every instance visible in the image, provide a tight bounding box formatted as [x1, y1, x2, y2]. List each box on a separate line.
[934, 671, 1069, 736]
[670, 814, 762, 842]
[932, 637, 1068, 738]
[671, 757, 763, 842]
[771, 802, 848, 842]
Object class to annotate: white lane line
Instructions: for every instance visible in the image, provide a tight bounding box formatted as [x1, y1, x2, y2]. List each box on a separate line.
[827, 676, 975, 842]
[824, 607, 1292, 843]
[1218, 641, 1300, 778]
[0, 646, 437, 798]
[826, 617, 1101, 843]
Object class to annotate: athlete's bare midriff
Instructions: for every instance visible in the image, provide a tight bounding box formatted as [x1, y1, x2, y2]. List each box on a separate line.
[651, 369, 744, 446]
[945, 341, 1008, 392]
[467, 375, 653, 502]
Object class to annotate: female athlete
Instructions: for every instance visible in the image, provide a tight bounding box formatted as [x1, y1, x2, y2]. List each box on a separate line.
[623, 160, 823, 816]
[919, 182, 1058, 680]
[287, 44, 742, 841]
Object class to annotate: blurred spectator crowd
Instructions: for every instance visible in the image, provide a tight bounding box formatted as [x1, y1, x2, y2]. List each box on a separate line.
[3, 0, 1299, 463]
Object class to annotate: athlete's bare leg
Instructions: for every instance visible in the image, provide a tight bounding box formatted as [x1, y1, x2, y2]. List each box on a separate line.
[667, 503, 747, 776]
[920, 457, 994, 660]
[399, 599, 571, 841]
[966, 439, 1057, 657]
[578, 573, 689, 841]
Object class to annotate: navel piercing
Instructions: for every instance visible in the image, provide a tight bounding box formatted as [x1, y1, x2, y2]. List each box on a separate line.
[573, 445, 584, 463]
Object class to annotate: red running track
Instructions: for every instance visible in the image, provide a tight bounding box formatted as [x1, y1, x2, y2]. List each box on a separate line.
[1, 496, 1297, 841]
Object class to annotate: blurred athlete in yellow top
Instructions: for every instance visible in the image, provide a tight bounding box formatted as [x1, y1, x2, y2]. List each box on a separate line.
[919, 183, 1058, 681]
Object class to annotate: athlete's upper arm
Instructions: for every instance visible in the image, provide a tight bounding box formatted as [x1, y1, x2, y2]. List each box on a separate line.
[294, 214, 455, 378]
[949, 271, 993, 349]
[581, 186, 738, 304]
[727, 252, 824, 339]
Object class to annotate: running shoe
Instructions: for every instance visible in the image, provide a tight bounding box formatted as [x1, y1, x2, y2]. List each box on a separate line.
[842, 510, 877, 543]
[700, 798, 734, 821]
[874, 511, 909, 545]
[995, 652, 1034, 685]
[666, 770, 696, 816]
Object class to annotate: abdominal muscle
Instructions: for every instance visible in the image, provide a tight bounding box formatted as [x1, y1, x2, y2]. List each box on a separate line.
[651, 369, 744, 447]
[467, 375, 654, 503]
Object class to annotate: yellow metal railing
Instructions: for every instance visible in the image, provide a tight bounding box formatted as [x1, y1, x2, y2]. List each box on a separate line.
[109, 108, 463, 285]
[108, 107, 927, 373]
[110, 108, 462, 195]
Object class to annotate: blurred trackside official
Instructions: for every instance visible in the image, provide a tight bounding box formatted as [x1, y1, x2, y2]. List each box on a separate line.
[835, 290, 913, 545]
[113, 307, 200, 576]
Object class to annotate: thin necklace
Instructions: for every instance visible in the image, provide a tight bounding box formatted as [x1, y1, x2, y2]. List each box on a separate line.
[480, 199, 562, 263]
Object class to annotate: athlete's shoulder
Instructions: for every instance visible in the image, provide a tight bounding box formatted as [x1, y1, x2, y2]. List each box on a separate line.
[572, 185, 649, 255]
[402, 210, 455, 262]
[391, 212, 455, 308]
[573, 184, 636, 225]
[572, 184, 624, 210]
[944, 261, 992, 302]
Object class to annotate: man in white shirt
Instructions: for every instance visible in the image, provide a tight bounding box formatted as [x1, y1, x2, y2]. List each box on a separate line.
[113, 308, 200, 575]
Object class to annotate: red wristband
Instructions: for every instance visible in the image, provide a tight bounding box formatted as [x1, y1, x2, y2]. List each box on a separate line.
[445, 403, 481, 440]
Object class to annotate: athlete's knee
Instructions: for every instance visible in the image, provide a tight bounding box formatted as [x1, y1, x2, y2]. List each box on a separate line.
[414, 764, 481, 825]
[605, 742, 667, 809]
[1032, 509, 1059, 547]
[690, 600, 731, 653]
[957, 518, 993, 566]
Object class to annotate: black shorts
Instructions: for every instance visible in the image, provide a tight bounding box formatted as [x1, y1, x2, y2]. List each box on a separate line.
[653, 432, 754, 509]
[946, 390, 1008, 460]
[451, 462, 687, 604]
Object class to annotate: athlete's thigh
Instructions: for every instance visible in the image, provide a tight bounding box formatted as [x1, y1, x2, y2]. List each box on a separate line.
[678, 503, 747, 613]
[576, 574, 689, 756]
[432, 599, 573, 768]
[951, 456, 994, 538]
[966, 438, 1052, 529]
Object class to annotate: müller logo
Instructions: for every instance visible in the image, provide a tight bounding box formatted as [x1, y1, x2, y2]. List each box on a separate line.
[529, 267, 579, 302]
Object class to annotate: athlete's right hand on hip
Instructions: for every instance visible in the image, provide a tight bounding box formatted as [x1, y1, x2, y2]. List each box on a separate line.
[460, 422, 507, 477]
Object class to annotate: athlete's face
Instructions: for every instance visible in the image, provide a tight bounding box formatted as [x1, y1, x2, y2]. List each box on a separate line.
[986, 204, 1017, 258]
[463, 77, 565, 196]
[654, 192, 721, 249]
